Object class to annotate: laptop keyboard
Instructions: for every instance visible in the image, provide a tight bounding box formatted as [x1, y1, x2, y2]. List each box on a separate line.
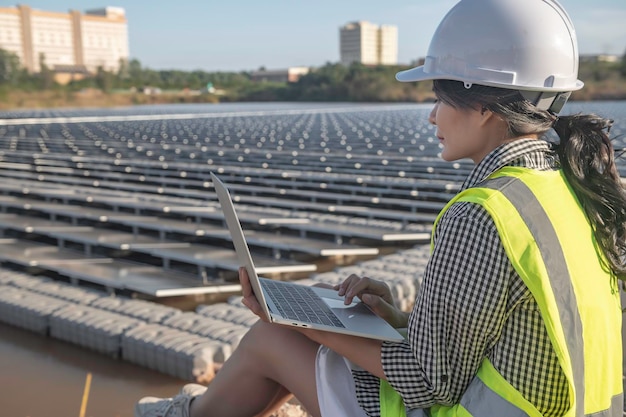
[262, 280, 345, 328]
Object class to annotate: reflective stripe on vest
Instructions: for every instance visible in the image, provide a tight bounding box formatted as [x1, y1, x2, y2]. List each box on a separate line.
[481, 175, 584, 415]
[459, 371, 529, 417]
[477, 175, 623, 417]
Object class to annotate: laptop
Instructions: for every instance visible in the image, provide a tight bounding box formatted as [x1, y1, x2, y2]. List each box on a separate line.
[211, 172, 404, 342]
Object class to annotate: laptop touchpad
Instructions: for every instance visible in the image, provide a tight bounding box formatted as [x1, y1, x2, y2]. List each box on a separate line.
[322, 297, 361, 309]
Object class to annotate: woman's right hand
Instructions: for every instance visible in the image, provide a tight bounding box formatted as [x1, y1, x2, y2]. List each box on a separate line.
[336, 274, 409, 329]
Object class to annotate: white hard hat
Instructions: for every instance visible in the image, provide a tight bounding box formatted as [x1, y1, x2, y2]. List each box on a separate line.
[396, 0, 584, 93]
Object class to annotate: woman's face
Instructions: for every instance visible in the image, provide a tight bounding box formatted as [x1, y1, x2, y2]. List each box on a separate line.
[428, 99, 502, 164]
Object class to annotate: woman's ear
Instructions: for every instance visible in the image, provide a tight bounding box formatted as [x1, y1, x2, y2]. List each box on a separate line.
[478, 107, 495, 126]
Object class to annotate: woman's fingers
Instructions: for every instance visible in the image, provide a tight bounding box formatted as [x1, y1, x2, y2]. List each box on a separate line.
[239, 266, 269, 322]
[239, 266, 253, 296]
[338, 275, 405, 326]
[360, 293, 388, 320]
[337, 274, 359, 296]
[339, 274, 394, 306]
[360, 293, 402, 327]
[241, 296, 266, 319]
[339, 275, 365, 304]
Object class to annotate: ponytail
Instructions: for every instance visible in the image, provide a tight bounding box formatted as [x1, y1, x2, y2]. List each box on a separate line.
[553, 114, 626, 279]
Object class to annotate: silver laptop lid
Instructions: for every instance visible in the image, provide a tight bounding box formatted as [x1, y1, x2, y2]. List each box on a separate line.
[210, 172, 272, 321]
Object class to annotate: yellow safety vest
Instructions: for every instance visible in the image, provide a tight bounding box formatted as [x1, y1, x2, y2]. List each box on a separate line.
[380, 166, 623, 417]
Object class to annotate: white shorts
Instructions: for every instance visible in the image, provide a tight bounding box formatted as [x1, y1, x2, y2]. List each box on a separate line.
[315, 345, 369, 417]
[315, 345, 428, 417]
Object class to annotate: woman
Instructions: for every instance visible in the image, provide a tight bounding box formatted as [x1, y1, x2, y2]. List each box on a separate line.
[135, 0, 625, 416]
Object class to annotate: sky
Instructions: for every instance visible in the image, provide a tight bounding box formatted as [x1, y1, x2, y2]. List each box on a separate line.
[13, 0, 626, 73]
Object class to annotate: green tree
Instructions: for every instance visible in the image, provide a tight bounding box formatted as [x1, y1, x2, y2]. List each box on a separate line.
[95, 66, 114, 92]
[38, 52, 55, 89]
[0, 48, 22, 85]
[128, 58, 144, 87]
[117, 57, 129, 81]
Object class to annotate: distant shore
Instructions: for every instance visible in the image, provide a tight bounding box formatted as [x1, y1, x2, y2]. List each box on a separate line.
[0, 89, 220, 111]
[1, 87, 625, 112]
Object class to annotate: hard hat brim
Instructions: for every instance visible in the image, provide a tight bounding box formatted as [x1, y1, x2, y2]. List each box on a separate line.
[395, 65, 584, 92]
[395, 66, 431, 83]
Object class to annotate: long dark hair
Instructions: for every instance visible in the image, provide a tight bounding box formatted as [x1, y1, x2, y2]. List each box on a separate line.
[433, 79, 626, 280]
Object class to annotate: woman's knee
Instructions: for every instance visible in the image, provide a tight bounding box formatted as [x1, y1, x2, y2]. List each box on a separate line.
[237, 321, 291, 356]
[237, 321, 316, 364]
[242, 320, 280, 340]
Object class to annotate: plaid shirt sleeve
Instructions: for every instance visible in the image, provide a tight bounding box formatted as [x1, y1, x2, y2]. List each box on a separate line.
[353, 201, 516, 415]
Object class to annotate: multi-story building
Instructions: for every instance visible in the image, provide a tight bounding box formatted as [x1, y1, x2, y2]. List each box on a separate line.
[250, 67, 310, 83]
[339, 21, 398, 66]
[0, 4, 128, 75]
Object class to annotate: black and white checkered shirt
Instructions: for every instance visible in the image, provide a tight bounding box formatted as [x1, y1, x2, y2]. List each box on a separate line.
[353, 139, 569, 417]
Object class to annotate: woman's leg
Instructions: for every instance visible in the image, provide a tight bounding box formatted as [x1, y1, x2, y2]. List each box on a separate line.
[189, 320, 322, 417]
[252, 386, 294, 417]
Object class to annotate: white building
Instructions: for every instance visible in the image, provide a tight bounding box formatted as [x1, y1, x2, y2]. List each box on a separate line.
[0, 4, 129, 74]
[250, 67, 310, 83]
[339, 21, 398, 66]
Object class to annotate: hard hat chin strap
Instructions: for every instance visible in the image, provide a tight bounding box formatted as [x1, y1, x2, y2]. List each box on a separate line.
[519, 90, 571, 114]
